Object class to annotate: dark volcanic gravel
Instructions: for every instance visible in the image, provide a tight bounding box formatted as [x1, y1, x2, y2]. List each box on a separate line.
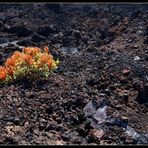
[0, 3, 148, 145]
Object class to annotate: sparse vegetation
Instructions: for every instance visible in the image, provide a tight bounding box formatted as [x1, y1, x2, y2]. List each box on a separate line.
[0, 46, 59, 83]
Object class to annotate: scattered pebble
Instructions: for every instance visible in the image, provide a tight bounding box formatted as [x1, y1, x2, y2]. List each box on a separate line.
[134, 56, 141, 61]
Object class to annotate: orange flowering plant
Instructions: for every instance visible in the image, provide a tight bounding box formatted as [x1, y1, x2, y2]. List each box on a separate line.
[0, 46, 59, 83]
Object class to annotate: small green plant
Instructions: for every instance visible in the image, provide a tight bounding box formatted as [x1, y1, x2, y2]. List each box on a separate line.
[0, 46, 59, 83]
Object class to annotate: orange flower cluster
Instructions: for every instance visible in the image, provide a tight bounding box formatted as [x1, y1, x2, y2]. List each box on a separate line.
[0, 46, 59, 83]
[0, 66, 7, 81]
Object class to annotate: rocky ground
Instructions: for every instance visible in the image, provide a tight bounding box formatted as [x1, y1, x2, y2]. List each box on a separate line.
[0, 3, 147, 145]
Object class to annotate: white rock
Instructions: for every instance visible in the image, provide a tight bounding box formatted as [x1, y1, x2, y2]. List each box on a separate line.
[134, 56, 141, 61]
